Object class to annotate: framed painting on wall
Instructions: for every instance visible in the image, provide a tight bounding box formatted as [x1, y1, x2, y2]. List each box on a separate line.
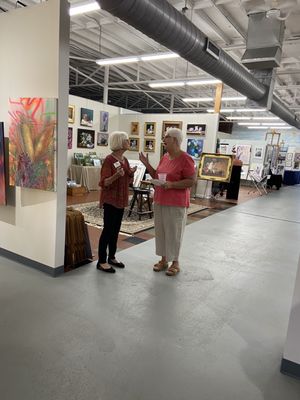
[144, 122, 156, 136]
[253, 146, 263, 159]
[77, 129, 95, 149]
[198, 153, 233, 182]
[100, 111, 109, 132]
[97, 131, 109, 146]
[131, 122, 139, 135]
[0, 122, 6, 205]
[186, 123, 206, 136]
[236, 144, 251, 164]
[144, 138, 155, 152]
[80, 107, 93, 127]
[219, 143, 229, 154]
[68, 127, 73, 150]
[162, 121, 182, 138]
[9, 97, 57, 191]
[68, 105, 75, 124]
[129, 137, 139, 151]
[294, 153, 300, 162]
[186, 138, 203, 159]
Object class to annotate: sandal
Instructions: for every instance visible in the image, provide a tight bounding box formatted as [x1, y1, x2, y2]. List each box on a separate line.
[153, 260, 168, 272]
[166, 265, 180, 276]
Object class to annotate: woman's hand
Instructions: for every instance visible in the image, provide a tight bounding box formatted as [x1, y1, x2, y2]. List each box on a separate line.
[116, 167, 125, 177]
[130, 166, 137, 174]
[139, 152, 149, 166]
[163, 181, 173, 189]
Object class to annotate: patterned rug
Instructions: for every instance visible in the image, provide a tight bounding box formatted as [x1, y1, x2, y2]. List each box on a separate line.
[71, 201, 208, 235]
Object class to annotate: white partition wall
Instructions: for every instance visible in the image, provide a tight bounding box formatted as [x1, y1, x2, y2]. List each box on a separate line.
[0, 0, 69, 274]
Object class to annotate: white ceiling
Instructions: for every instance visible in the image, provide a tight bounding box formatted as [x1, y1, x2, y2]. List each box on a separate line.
[1, 0, 300, 122]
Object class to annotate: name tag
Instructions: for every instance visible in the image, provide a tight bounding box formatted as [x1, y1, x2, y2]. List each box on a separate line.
[113, 161, 121, 168]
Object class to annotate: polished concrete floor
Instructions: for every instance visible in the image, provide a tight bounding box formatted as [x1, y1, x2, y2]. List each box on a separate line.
[1, 186, 300, 400]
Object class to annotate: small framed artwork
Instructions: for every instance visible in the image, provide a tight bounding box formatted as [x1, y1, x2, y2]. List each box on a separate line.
[294, 153, 300, 162]
[285, 152, 293, 167]
[129, 137, 140, 151]
[68, 127, 73, 150]
[219, 143, 229, 154]
[131, 122, 139, 135]
[77, 129, 95, 149]
[198, 153, 233, 182]
[144, 138, 155, 152]
[162, 121, 182, 138]
[186, 123, 206, 136]
[186, 138, 203, 159]
[236, 144, 251, 164]
[144, 122, 156, 136]
[68, 105, 75, 124]
[253, 146, 263, 159]
[100, 111, 109, 132]
[80, 108, 93, 127]
[97, 131, 109, 146]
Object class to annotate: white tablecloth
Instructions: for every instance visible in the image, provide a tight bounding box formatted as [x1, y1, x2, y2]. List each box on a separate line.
[69, 165, 101, 191]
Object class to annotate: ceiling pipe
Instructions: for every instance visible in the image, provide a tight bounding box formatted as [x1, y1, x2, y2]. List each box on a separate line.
[98, 0, 300, 128]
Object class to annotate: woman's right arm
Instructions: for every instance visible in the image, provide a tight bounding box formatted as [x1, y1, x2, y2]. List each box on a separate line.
[139, 152, 156, 178]
[100, 160, 124, 188]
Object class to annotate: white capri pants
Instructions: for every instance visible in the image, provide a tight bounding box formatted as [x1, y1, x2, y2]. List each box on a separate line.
[154, 203, 187, 262]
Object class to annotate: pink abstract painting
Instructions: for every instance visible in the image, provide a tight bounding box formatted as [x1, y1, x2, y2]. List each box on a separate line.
[0, 122, 6, 205]
[9, 98, 57, 191]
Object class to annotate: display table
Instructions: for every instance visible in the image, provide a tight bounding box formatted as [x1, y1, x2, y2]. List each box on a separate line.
[283, 170, 300, 185]
[69, 165, 101, 191]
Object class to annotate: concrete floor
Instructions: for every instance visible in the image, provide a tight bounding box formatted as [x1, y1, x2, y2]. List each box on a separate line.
[1, 186, 300, 400]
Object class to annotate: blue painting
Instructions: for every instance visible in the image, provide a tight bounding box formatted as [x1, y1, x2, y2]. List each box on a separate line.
[187, 138, 203, 159]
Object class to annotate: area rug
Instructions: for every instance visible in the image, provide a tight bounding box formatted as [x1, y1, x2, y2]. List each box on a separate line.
[70, 201, 208, 235]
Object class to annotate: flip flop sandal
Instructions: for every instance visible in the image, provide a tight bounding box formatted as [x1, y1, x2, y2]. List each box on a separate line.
[166, 265, 180, 276]
[153, 261, 168, 272]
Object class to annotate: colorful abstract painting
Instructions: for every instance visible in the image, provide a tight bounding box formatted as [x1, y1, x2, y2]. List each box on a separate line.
[187, 138, 203, 159]
[0, 122, 6, 205]
[9, 98, 57, 191]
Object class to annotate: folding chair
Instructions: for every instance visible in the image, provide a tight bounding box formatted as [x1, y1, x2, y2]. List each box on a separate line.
[248, 171, 269, 195]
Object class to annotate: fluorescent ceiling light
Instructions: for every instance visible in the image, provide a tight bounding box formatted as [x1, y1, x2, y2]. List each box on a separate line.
[252, 117, 280, 120]
[149, 78, 221, 88]
[70, 1, 100, 16]
[96, 52, 179, 66]
[183, 97, 214, 102]
[222, 96, 247, 101]
[183, 96, 246, 103]
[186, 79, 221, 86]
[261, 123, 285, 126]
[226, 117, 251, 120]
[238, 122, 261, 126]
[96, 56, 139, 66]
[140, 52, 179, 61]
[149, 81, 185, 88]
[236, 108, 267, 112]
[207, 109, 235, 113]
[247, 126, 292, 130]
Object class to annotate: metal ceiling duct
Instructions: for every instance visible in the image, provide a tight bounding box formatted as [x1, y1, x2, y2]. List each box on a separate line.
[98, 0, 300, 129]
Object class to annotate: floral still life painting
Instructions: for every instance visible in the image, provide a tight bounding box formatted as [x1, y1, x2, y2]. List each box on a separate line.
[9, 98, 57, 191]
[187, 138, 203, 159]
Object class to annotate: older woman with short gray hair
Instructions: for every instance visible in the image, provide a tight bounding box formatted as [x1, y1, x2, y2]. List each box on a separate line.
[139, 128, 196, 276]
[97, 131, 137, 273]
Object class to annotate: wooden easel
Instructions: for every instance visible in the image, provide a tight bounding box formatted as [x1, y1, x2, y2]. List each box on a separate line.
[265, 130, 281, 145]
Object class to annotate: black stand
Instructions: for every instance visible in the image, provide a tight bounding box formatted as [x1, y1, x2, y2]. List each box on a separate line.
[226, 165, 241, 200]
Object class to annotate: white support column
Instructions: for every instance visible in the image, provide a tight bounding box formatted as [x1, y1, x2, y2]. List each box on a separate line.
[103, 66, 109, 104]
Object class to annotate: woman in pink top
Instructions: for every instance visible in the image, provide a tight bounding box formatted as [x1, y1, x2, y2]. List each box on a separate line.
[139, 128, 196, 276]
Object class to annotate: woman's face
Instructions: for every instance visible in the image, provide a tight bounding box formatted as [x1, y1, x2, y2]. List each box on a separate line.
[122, 138, 130, 150]
[163, 133, 177, 151]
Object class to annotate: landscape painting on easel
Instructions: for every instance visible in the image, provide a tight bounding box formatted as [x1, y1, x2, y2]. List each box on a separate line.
[0, 122, 6, 205]
[9, 98, 57, 191]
